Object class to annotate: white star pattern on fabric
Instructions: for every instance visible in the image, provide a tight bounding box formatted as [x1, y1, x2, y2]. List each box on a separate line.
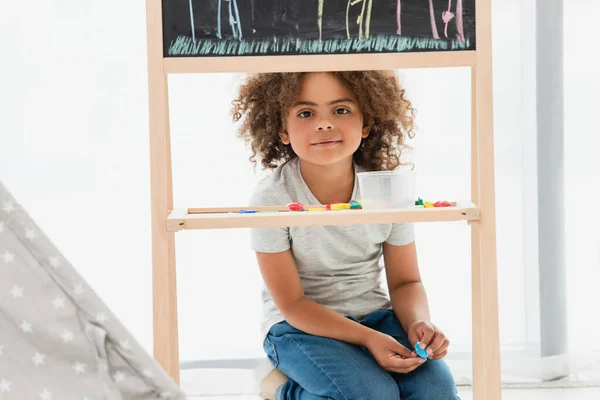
[25, 228, 37, 241]
[61, 330, 74, 343]
[49, 256, 60, 269]
[73, 362, 86, 375]
[20, 321, 33, 333]
[95, 312, 107, 323]
[0, 184, 187, 399]
[142, 368, 154, 378]
[2, 202, 15, 213]
[2, 250, 15, 264]
[119, 340, 132, 350]
[32, 352, 46, 366]
[52, 296, 66, 309]
[10, 285, 24, 298]
[73, 284, 84, 295]
[113, 371, 126, 383]
[0, 379, 11, 392]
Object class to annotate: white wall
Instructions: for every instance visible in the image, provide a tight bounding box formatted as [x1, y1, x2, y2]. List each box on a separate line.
[564, 0, 600, 352]
[1, 0, 598, 389]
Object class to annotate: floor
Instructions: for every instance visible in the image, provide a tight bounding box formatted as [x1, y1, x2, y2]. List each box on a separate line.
[188, 387, 600, 399]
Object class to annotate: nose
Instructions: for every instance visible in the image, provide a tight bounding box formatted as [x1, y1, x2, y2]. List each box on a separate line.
[315, 120, 334, 131]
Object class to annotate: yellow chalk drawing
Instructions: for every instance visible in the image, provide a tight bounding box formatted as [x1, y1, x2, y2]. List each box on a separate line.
[318, 0, 324, 41]
[345, 0, 374, 40]
[365, 0, 373, 39]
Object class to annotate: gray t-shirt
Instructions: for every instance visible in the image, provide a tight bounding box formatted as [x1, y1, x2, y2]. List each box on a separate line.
[249, 157, 415, 338]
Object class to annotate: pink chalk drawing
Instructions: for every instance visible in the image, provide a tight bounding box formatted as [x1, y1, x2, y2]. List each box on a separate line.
[396, 0, 402, 35]
[442, 0, 455, 38]
[456, 0, 465, 42]
[429, 0, 440, 39]
[428, 0, 465, 42]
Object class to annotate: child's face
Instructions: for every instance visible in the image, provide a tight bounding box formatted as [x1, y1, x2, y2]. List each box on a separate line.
[281, 73, 369, 168]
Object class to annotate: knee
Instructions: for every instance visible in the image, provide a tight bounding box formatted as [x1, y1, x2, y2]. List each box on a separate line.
[407, 360, 458, 400]
[425, 376, 458, 400]
[360, 377, 399, 400]
[336, 373, 399, 400]
[366, 377, 399, 400]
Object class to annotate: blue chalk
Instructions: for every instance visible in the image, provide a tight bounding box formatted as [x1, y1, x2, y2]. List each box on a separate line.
[415, 342, 429, 359]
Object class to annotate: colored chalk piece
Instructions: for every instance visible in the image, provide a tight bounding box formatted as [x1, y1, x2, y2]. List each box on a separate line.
[434, 201, 452, 207]
[349, 200, 362, 209]
[325, 202, 343, 210]
[287, 202, 304, 211]
[415, 342, 428, 359]
[330, 203, 350, 210]
[308, 206, 327, 212]
[238, 209, 256, 214]
[423, 202, 435, 208]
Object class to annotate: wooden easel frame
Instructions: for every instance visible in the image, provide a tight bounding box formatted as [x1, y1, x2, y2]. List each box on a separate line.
[145, 0, 501, 398]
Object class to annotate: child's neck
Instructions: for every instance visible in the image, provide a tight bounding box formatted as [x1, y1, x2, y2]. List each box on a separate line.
[299, 158, 355, 205]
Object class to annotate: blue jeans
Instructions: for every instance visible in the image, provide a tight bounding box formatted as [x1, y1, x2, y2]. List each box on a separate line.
[263, 309, 459, 400]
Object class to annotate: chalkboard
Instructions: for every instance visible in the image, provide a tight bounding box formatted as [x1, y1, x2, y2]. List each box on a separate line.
[162, 0, 475, 57]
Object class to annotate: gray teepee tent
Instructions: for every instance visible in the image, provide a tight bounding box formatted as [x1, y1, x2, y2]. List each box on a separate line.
[0, 181, 186, 399]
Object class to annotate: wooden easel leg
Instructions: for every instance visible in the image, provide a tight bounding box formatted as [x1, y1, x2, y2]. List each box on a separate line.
[149, 76, 180, 384]
[470, 172, 502, 400]
[471, 65, 484, 400]
[471, 0, 502, 397]
[471, 56, 501, 400]
[146, 0, 180, 384]
[152, 200, 180, 385]
[164, 74, 180, 385]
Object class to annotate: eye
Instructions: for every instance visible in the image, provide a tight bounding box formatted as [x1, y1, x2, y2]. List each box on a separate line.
[297, 110, 313, 118]
[334, 108, 350, 115]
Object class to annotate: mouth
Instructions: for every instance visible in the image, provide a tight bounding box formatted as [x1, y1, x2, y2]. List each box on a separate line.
[311, 140, 342, 147]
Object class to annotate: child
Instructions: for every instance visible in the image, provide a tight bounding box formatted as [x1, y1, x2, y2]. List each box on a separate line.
[232, 71, 459, 400]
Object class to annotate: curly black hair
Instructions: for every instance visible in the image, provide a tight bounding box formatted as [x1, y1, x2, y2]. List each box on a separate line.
[232, 71, 416, 171]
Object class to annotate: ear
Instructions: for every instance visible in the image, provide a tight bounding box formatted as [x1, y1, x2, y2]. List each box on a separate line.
[280, 131, 290, 145]
[361, 125, 370, 139]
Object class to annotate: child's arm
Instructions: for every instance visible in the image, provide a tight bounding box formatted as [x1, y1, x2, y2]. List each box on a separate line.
[382, 241, 431, 331]
[383, 241, 450, 359]
[256, 250, 374, 345]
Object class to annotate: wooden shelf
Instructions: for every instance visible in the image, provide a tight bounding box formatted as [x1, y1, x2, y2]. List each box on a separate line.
[162, 51, 477, 74]
[166, 201, 479, 232]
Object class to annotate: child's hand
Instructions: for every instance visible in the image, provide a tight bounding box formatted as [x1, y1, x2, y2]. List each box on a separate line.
[407, 320, 450, 360]
[364, 331, 426, 373]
